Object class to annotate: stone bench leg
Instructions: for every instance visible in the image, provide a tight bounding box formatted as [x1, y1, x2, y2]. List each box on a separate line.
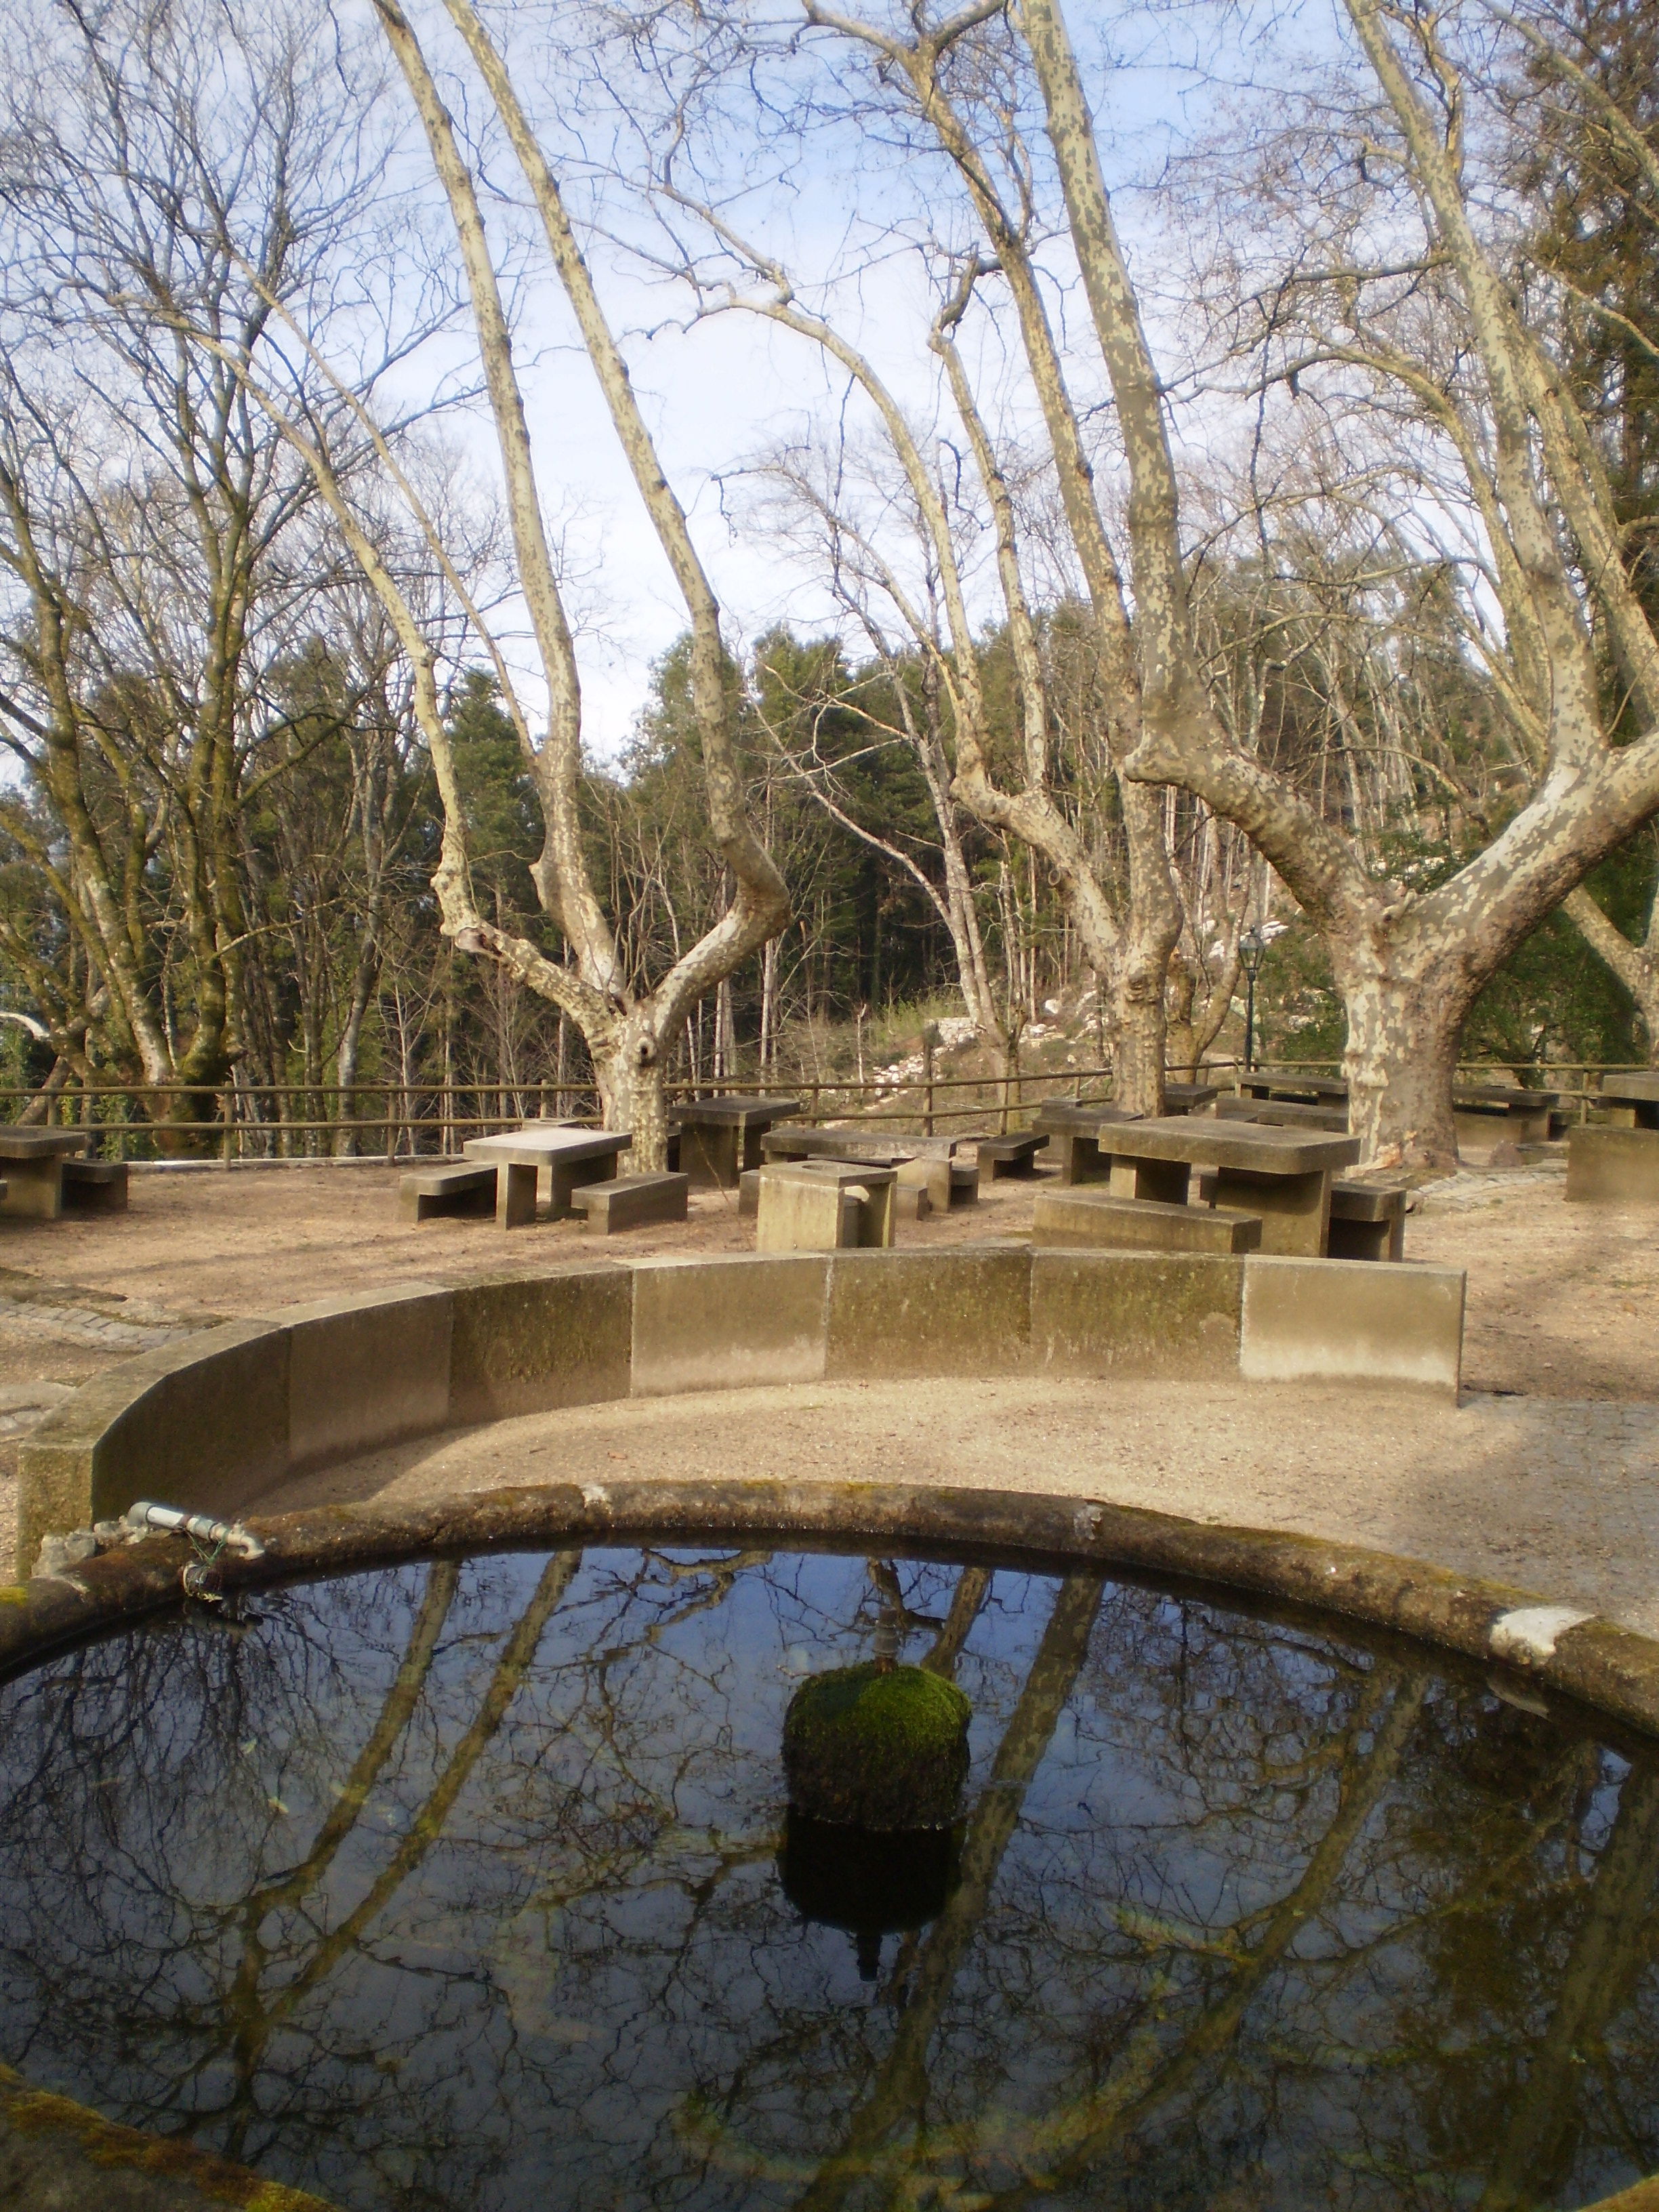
[548, 1154, 617, 1218]
[1326, 1215, 1394, 1263]
[0, 1157, 65, 1220]
[496, 1162, 538, 1229]
[1108, 1156, 1190, 1206]
[1213, 1166, 1332, 1256]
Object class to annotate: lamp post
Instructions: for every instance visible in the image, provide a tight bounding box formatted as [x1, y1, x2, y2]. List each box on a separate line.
[1238, 925, 1268, 1073]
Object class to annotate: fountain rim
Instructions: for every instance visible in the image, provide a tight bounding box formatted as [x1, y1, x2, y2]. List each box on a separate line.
[4, 1473, 1656, 1746]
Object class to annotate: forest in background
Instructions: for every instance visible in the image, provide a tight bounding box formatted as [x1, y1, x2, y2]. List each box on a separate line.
[1, 0, 1656, 1160]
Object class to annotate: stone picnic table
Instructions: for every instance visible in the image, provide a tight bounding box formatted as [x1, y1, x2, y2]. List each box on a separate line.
[1092, 1116, 1361, 1256]
[670, 1094, 801, 1187]
[462, 1125, 632, 1228]
[1449, 1083, 1557, 1153]
[0, 1129, 89, 1219]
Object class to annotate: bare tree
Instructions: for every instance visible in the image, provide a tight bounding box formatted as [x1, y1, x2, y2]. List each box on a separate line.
[1013, 0, 1659, 1163]
[304, 0, 792, 1166]
[0, 0, 409, 1146]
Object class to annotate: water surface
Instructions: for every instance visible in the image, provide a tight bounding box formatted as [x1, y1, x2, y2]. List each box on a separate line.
[0, 1545, 1654, 2209]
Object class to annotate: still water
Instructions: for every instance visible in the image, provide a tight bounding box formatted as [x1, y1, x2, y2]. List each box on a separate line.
[0, 1546, 1654, 2210]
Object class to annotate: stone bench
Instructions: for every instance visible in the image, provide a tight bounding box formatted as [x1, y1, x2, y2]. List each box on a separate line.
[1327, 1180, 1408, 1263]
[60, 1159, 128, 1212]
[897, 1156, 978, 1213]
[1032, 1187, 1263, 1254]
[399, 1162, 497, 1223]
[570, 1172, 689, 1234]
[975, 1132, 1049, 1181]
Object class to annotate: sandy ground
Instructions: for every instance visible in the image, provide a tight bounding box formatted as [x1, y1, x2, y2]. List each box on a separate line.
[2, 1152, 1656, 1629]
[285, 1373, 1659, 1635]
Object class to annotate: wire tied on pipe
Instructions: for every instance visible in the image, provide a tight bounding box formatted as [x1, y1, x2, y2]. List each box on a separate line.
[121, 1500, 264, 1604]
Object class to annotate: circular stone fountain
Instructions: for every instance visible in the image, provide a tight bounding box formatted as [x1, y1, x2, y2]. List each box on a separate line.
[2, 1539, 1658, 2211]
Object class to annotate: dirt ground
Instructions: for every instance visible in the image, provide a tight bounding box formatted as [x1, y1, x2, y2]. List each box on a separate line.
[3, 1153, 1656, 1622]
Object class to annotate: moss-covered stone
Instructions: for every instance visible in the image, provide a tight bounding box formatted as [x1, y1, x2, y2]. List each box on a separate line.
[783, 1662, 971, 1829]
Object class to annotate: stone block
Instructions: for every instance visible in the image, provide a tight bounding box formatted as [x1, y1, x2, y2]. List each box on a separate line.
[1033, 1187, 1261, 1254]
[825, 1246, 1030, 1379]
[632, 1254, 828, 1395]
[449, 1265, 633, 1424]
[17, 1319, 289, 1572]
[1566, 1124, 1659, 1204]
[758, 1162, 895, 1250]
[280, 1283, 453, 1471]
[739, 1168, 760, 1217]
[1030, 1251, 1244, 1378]
[1240, 1256, 1465, 1393]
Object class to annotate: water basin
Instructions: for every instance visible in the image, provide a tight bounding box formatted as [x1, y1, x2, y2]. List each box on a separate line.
[0, 1542, 1653, 2209]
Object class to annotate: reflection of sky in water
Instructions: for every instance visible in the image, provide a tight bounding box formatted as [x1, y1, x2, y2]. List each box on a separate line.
[0, 1547, 1652, 2210]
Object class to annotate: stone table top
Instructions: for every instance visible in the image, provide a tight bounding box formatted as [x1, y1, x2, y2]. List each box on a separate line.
[763, 1127, 957, 1159]
[1453, 1084, 1559, 1112]
[670, 1094, 802, 1128]
[1239, 1072, 1350, 1101]
[764, 1158, 898, 1187]
[1602, 1072, 1659, 1104]
[1099, 1117, 1361, 1175]
[1034, 1099, 1139, 1130]
[463, 1126, 632, 1168]
[0, 1130, 90, 1159]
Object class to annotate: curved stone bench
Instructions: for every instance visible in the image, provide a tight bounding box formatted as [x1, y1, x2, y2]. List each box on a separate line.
[14, 1244, 1466, 1574]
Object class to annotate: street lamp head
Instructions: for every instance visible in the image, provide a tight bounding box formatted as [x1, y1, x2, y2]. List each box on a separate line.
[1238, 925, 1269, 980]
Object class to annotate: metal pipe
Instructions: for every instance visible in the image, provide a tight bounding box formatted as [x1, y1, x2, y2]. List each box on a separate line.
[121, 1501, 264, 1559]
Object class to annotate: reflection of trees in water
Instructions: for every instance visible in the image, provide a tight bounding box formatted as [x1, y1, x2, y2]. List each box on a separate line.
[0, 1557, 1656, 2211]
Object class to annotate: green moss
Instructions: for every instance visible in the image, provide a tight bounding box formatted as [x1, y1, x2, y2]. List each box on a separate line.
[783, 1662, 971, 1830]
[0, 2063, 340, 2208]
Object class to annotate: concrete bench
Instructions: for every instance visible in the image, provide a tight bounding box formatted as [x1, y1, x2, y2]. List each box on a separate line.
[571, 1172, 689, 1234]
[897, 1155, 977, 1212]
[975, 1132, 1049, 1181]
[1033, 1187, 1263, 1254]
[399, 1163, 496, 1223]
[60, 1159, 128, 1212]
[1326, 1180, 1408, 1262]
